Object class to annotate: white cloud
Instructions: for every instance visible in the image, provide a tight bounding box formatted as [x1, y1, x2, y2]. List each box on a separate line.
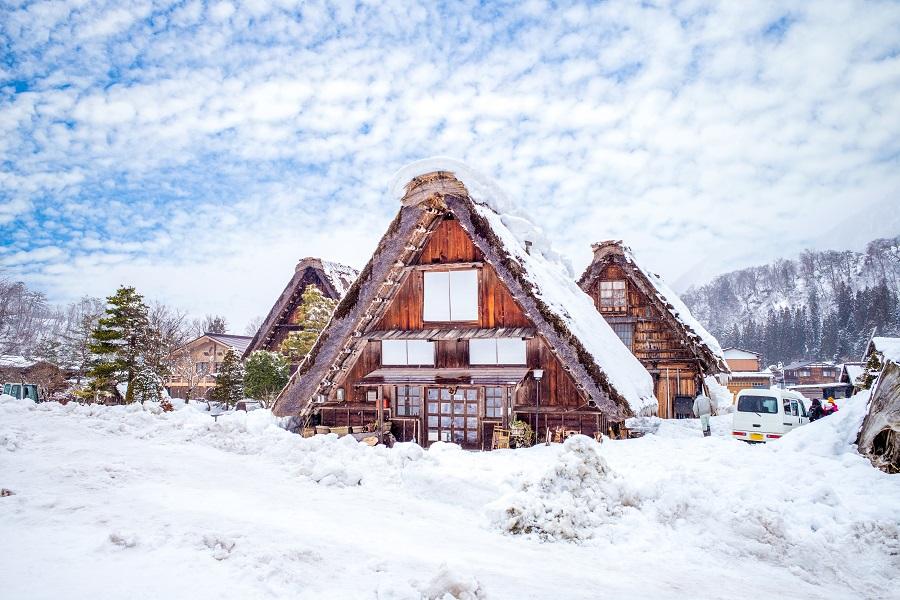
[0, 0, 898, 331]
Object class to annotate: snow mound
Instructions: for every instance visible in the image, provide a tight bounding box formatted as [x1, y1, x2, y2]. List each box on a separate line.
[773, 392, 869, 456]
[417, 564, 486, 600]
[488, 435, 634, 541]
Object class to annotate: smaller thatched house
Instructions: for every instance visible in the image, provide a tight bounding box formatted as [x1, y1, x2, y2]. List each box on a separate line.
[243, 257, 358, 362]
[578, 241, 728, 418]
[272, 160, 656, 449]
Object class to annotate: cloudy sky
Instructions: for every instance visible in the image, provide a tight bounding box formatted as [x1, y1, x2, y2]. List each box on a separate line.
[2, 0, 899, 332]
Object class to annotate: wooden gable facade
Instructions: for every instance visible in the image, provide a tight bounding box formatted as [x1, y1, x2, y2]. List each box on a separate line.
[244, 257, 357, 364]
[578, 241, 726, 419]
[273, 172, 652, 449]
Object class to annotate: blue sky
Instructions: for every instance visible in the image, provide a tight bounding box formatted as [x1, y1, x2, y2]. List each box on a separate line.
[2, 0, 899, 331]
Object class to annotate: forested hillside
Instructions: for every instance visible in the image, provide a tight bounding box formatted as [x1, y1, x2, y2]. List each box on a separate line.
[682, 235, 900, 365]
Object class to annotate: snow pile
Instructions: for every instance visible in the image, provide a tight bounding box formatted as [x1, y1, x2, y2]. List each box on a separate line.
[774, 392, 868, 456]
[3, 394, 900, 598]
[705, 375, 734, 411]
[488, 435, 633, 541]
[391, 157, 656, 414]
[416, 564, 486, 600]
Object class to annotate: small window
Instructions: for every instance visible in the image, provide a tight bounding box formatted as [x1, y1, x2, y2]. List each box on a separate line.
[485, 387, 504, 418]
[423, 270, 479, 322]
[395, 385, 421, 416]
[789, 399, 799, 417]
[196, 362, 209, 375]
[381, 340, 435, 366]
[599, 280, 627, 312]
[469, 338, 526, 365]
[610, 323, 634, 350]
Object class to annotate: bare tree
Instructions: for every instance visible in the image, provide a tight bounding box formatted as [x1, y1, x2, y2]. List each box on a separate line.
[191, 314, 229, 336]
[0, 274, 49, 356]
[170, 347, 204, 401]
[146, 301, 192, 378]
[244, 315, 263, 337]
[57, 297, 106, 383]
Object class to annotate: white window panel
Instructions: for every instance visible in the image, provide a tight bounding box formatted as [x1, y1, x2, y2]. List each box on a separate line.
[496, 338, 526, 364]
[469, 338, 496, 364]
[406, 340, 435, 365]
[449, 270, 478, 321]
[381, 340, 407, 365]
[423, 271, 451, 321]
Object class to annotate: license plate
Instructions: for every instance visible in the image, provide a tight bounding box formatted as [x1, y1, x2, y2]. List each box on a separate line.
[750, 433, 764, 441]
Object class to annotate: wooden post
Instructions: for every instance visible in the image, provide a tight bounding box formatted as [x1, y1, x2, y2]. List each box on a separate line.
[376, 386, 384, 444]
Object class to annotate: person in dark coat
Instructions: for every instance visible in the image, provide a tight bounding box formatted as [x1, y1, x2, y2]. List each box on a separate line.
[808, 398, 824, 422]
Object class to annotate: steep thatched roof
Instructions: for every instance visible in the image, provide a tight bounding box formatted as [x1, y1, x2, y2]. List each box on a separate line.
[578, 240, 729, 375]
[272, 165, 656, 421]
[243, 257, 358, 359]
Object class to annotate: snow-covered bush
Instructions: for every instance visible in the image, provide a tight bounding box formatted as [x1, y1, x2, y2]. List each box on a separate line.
[488, 435, 634, 541]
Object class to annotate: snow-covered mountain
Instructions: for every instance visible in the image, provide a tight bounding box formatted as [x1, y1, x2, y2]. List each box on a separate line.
[682, 234, 900, 351]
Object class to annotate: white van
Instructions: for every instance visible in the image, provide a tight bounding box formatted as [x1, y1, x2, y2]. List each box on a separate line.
[732, 388, 809, 442]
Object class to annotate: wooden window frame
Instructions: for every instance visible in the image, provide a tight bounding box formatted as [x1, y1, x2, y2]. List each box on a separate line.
[395, 385, 421, 417]
[598, 280, 627, 313]
[423, 268, 480, 324]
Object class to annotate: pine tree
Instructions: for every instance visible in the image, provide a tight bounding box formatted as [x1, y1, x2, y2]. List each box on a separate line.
[279, 286, 337, 362]
[88, 286, 151, 403]
[243, 350, 289, 407]
[211, 348, 244, 408]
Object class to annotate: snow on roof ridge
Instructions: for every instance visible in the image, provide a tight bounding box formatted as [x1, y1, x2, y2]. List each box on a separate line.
[391, 157, 574, 277]
[870, 336, 900, 363]
[391, 158, 656, 414]
[612, 241, 726, 363]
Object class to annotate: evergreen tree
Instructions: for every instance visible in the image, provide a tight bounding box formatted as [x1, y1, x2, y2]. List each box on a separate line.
[243, 350, 289, 407]
[132, 362, 163, 403]
[211, 348, 244, 407]
[88, 286, 151, 403]
[279, 286, 337, 362]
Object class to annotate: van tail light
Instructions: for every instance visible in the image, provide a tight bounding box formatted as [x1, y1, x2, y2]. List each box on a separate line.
[766, 434, 782, 439]
[732, 431, 745, 436]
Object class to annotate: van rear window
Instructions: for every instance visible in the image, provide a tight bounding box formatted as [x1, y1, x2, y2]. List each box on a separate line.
[737, 395, 778, 414]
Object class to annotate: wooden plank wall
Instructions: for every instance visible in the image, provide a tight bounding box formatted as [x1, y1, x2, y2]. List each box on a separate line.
[373, 218, 531, 331]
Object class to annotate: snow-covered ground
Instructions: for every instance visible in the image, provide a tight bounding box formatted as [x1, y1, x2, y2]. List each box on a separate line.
[1, 394, 898, 600]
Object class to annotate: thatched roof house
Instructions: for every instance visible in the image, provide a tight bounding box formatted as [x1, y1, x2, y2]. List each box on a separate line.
[578, 240, 728, 418]
[244, 257, 358, 360]
[272, 160, 655, 447]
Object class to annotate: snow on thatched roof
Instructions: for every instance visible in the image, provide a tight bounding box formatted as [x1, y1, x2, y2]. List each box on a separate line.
[244, 257, 359, 358]
[273, 159, 656, 420]
[579, 240, 728, 374]
[868, 336, 900, 364]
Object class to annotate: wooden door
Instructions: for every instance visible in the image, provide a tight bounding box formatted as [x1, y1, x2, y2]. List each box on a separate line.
[425, 387, 479, 447]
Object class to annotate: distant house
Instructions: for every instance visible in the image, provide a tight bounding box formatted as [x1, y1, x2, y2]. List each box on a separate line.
[272, 167, 656, 448]
[0, 355, 64, 399]
[243, 257, 358, 366]
[166, 333, 252, 400]
[779, 361, 839, 386]
[719, 347, 775, 396]
[838, 361, 866, 391]
[578, 241, 728, 419]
